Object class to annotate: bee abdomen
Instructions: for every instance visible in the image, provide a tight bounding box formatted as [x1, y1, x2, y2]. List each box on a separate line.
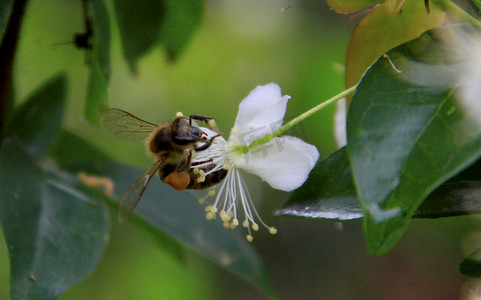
[187, 164, 228, 189]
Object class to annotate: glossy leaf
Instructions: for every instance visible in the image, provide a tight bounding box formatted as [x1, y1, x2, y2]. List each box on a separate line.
[345, 0, 446, 91]
[72, 161, 276, 298]
[6, 73, 66, 160]
[50, 131, 111, 166]
[460, 248, 481, 278]
[278, 147, 481, 221]
[50, 131, 276, 298]
[0, 0, 12, 44]
[0, 138, 109, 300]
[278, 147, 361, 221]
[347, 24, 481, 255]
[325, 0, 381, 13]
[52, 131, 185, 262]
[85, 0, 110, 125]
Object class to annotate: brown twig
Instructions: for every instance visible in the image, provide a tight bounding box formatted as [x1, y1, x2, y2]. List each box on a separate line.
[0, 0, 29, 143]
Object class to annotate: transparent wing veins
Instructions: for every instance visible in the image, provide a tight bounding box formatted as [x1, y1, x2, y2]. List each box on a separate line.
[103, 108, 158, 141]
[118, 157, 166, 222]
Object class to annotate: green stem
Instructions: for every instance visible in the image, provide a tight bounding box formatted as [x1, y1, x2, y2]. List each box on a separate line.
[438, 0, 481, 26]
[240, 84, 358, 153]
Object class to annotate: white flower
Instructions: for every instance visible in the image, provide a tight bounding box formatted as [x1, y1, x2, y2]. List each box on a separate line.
[191, 83, 319, 242]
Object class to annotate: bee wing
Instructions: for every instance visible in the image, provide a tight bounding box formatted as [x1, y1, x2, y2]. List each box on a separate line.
[119, 157, 166, 222]
[103, 108, 158, 141]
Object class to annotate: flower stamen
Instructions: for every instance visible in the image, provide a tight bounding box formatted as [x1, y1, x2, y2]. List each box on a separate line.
[188, 83, 322, 241]
[192, 148, 277, 241]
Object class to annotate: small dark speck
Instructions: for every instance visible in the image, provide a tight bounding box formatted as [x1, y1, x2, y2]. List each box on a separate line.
[28, 275, 36, 282]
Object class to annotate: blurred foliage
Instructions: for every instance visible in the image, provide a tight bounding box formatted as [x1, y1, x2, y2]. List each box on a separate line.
[1, 0, 481, 299]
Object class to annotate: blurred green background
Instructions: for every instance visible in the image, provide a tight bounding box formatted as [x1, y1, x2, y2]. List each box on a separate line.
[0, 0, 479, 299]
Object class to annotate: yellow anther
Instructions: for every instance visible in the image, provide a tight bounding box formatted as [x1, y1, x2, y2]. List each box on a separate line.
[232, 218, 239, 226]
[205, 205, 212, 212]
[230, 223, 237, 230]
[221, 214, 231, 223]
[199, 170, 205, 176]
[197, 176, 205, 183]
[176, 112, 184, 117]
[223, 222, 230, 228]
[207, 119, 216, 129]
[206, 212, 214, 220]
[220, 211, 230, 222]
[208, 190, 216, 197]
[210, 207, 218, 213]
[198, 198, 205, 205]
[252, 223, 259, 231]
[246, 235, 253, 242]
[193, 168, 199, 174]
[269, 227, 278, 235]
[243, 220, 249, 228]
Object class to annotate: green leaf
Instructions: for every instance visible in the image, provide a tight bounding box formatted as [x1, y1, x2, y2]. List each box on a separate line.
[0, 0, 12, 44]
[90, 0, 110, 81]
[85, 0, 110, 125]
[0, 138, 109, 300]
[72, 161, 277, 299]
[50, 131, 111, 166]
[473, 0, 481, 11]
[113, 0, 203, 72]
[50, 131, 276, 298]
[345, 0, 446, 90]
[50, 131, 184, 261]
[113, 0, 165, 73]
[6, 73, 66, 160]
[325, 0, 381, 13]
[278, 147, 481, 221]
[347, 24, 481, 255]
[158, 0, 203, 60]
[278, 147, 361, 221]
[460, 248, 481, 278]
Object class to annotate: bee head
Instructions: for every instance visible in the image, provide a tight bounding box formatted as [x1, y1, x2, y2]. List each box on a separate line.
[172, 117, 203, 145]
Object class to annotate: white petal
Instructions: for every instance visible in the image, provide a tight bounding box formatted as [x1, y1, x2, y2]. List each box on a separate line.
[229, 83, 290, 146]
[234, 136, 319, 192]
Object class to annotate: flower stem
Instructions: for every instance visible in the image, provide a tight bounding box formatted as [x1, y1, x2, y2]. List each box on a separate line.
[439, 0, 481, 27]
[244, 84, 358, 151]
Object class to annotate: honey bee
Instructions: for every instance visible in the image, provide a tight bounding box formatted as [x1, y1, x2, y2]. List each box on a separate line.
[103, 108, 228, 221]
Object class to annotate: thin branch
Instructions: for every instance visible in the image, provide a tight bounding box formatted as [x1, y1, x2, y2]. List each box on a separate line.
[0, 0, 29, 143]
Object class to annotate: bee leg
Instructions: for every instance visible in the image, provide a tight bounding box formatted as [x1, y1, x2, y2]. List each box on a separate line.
[177, 149, 193, 172]
[189, 114, 214, 124]
[195, 134, 221, 151]
[191, 158, 213, 166]
[190, 115, 219, 131]
[164, 171, 190, 190]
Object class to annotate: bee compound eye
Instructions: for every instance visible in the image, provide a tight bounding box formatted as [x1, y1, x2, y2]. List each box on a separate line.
[191, 126, 201, 138]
